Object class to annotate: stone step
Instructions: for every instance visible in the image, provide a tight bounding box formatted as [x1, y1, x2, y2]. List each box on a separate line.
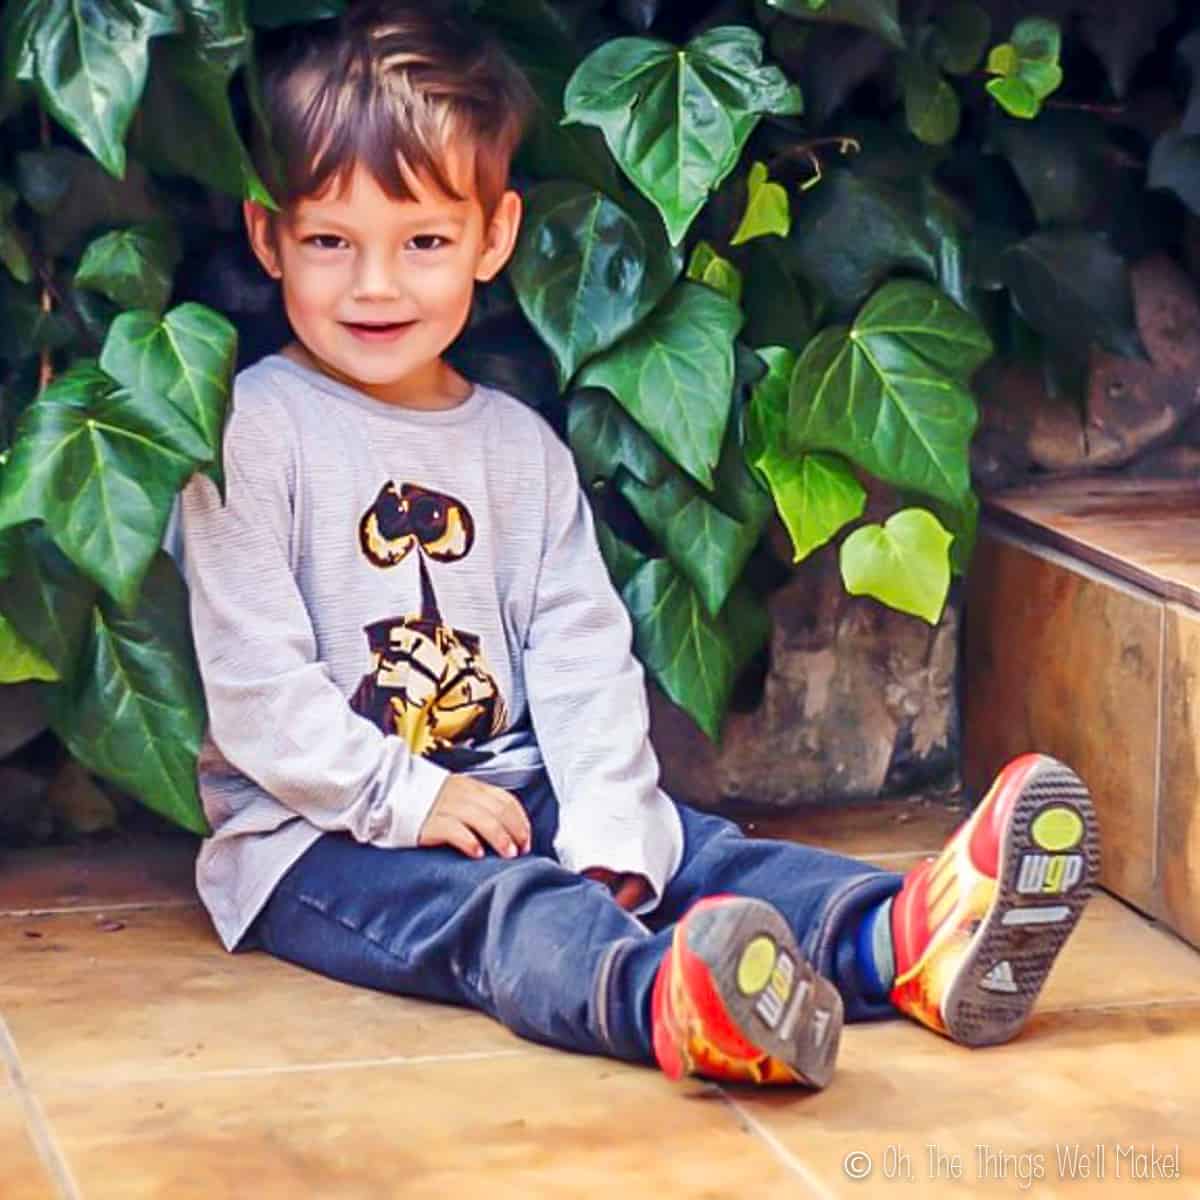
[964, 477, 1200, 948]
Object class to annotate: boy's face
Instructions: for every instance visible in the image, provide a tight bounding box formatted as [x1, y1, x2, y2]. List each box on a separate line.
[244, 144, 521, 408]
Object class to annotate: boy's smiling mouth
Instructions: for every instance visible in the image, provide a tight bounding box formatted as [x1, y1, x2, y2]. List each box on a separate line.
[342, 320, 417, 342]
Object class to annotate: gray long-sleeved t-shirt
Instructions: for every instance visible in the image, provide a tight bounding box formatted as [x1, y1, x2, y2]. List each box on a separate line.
[180, 354, 684, 951]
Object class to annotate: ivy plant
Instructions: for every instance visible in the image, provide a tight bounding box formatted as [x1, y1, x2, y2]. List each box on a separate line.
[1, 0, 1197, 833]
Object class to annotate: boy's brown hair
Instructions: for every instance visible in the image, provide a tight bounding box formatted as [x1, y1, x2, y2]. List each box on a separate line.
[253, 2, 537, 219]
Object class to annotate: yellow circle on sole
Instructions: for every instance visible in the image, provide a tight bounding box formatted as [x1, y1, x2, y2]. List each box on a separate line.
[737, 935, 777, 995]
[1031, 806, 1084, 851]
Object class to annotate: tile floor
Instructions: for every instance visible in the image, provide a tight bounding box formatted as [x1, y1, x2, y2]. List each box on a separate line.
[2, 799, 1197, 1199]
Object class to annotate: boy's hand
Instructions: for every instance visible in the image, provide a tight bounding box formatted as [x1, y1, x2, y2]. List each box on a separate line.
[582, 867, 653, 911]
[419, 775, 532, 860]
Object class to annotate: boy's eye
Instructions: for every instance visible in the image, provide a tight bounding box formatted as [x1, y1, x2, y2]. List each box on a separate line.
[304, 235, 348, 250]
[409, 235, 449, 251]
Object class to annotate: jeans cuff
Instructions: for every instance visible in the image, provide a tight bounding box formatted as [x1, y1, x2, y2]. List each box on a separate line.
[808, 871, 904, 1023]
[593, 935, 653, 1061]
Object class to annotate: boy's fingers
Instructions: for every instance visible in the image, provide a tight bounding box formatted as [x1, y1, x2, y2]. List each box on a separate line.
[417, 813, 485, 860]
[501, 794, 532, 850]
[477, 784, 531, 851]
[445, 823, 485, 860]
[466, 804, 520, 859]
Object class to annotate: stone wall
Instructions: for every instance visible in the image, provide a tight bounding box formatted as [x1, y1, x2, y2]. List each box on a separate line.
[650, 521, 961, 812]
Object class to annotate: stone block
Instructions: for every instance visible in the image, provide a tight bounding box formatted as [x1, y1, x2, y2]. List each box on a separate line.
[651, 526, 960, 811]
[964, 531, 1162, 913]
[1161, 604, 1200, 947]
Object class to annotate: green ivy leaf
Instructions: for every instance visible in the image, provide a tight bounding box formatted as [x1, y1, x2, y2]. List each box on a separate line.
[571, 387, 768, 615]
[0, 2, 37, 121]
[247, 0, 346, 27]
[765, 0, 904, 49]
[1182, 32, 1200, 137]
[988, 111, 1109, 228]
[0, 364, 197, 609]
[475, 0, 621, 199]
[1078, 2, 1176, 100]
[0, 185, 32, 285]
[998, 232, 1145, 361]
[710, 401, 774, 529]
[786, 169, 943, 316]
[44, 552, 208, 834]
[722, 580, 771, 679]
[131, 35, 271, 205]
[746, 347, 866, 559]
[921, 488, 978, 576]
[577, 282, 743, 489]
[899, 55, 961, 146]
[594, 519, 647, 591]
[731, 162, 791, 245]
[619, 468, 757, 615]
[921, 181, 970, 311]
[985, 18, 1063, 119]
[0, 525, 99, 677]
[620, 432, 770, 616]
[686, 241, 743, 304]
[98, 302, 237, 492]
[509, 182, 681, 389]
[567, 387, 670, 489]
[740, 239, 815, 351]
[768, 453, 865, 563]
[744, 344, 795, 467]
[928, 2, 990, 76]
[18, 0, 183, 178]
[1149, 131, 1200, 217]
[177, 0, 251, 75]
[622, 557, 734, 740]
[74, 222, 181, 314]
[0, 304, 234, 609]
[563, 26, 803, 244]
[0, 278, 75, 363]
[788, 280, 990, 507]
[839, 507, 952, 623]
[15, 147, 162, 259]
[0, 611, 58, 683]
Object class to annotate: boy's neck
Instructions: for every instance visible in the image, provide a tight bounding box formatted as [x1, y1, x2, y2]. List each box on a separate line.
[281, 342, 474, 412]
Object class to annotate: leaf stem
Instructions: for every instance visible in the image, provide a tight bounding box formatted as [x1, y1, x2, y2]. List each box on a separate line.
[768, 137, 862, 190]
[38, 105, 53, 395]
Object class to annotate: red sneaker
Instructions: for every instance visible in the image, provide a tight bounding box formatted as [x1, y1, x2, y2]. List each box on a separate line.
[890, 753, 1099, 1045]
[651, 895, 842, 1087]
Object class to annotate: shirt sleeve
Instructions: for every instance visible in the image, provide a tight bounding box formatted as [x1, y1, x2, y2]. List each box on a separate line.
[523, 430, 683, 910]
[179, 385, 449, 847]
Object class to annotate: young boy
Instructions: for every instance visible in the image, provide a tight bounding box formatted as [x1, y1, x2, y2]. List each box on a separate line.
[179, 2, 1100, 1088]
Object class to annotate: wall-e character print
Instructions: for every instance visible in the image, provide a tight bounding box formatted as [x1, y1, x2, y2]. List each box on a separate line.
[350, 482, 507, 768]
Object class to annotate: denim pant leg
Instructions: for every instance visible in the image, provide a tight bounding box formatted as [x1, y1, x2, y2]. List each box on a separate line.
[612, 801, 905, 1024]
[250, 773, 655, 1062]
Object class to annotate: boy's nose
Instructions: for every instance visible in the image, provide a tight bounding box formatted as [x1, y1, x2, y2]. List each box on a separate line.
[351, 253, 403, 300]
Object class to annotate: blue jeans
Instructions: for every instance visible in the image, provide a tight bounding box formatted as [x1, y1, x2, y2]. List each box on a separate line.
[248, 772, 903, 1062]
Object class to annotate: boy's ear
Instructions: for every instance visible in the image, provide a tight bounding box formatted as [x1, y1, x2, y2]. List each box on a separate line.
[243, 200, 283, 279]
[475, 189, 522, 283]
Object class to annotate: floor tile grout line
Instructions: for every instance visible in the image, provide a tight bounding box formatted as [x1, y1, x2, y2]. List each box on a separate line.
[714, 1087, 842, 1200]
[1, 900, 200, 918]
[0, 1014, 83, 1200]
[31, 1047, 540, 1092]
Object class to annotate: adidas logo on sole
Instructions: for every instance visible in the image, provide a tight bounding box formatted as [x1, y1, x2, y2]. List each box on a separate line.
[980, 960, 1018, 994]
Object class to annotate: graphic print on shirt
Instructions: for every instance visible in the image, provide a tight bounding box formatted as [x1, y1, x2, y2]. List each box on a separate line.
[349, 481, 508, 769]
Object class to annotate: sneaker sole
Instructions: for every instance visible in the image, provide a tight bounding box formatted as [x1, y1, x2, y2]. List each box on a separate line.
[941, 758, 1100, 1046]
[685, 898, 843, 1088]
